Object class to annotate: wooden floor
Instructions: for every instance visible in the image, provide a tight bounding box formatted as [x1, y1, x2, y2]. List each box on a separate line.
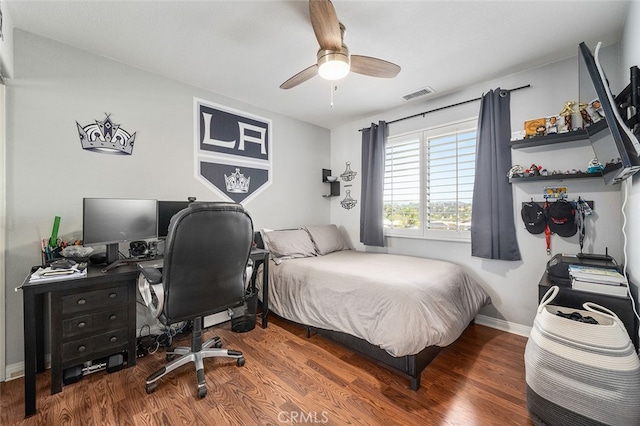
[1, 315, 533, 425]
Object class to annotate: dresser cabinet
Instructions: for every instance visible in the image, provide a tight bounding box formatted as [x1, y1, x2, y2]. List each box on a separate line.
[49, 277, 137, 394]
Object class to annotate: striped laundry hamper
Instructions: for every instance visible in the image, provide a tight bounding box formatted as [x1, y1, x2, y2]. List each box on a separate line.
[525, 286, 640, 426]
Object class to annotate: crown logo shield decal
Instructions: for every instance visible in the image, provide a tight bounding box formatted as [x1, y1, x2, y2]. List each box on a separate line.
[195, 98, 272, 204]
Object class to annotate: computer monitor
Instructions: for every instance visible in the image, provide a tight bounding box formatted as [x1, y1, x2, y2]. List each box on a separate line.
[157, 200, 192, 238]
[83, 198, 158, 264]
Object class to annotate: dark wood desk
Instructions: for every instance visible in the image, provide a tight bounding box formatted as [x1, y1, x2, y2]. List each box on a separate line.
[21, 263, 139, 417]
[21, 250, 269, 417]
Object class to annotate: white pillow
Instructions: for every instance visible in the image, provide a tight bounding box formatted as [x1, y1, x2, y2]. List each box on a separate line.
[261, 229, 317, 264]
[305, 225, 350, 255]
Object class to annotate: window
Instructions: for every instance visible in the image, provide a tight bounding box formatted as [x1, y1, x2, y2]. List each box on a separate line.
[383, 119, 477, 240]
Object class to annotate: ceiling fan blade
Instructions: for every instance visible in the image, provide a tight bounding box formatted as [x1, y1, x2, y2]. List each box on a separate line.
[309, 0, 342, 50]
[350, 55, 401, 78]
[280, 64, 319, 89]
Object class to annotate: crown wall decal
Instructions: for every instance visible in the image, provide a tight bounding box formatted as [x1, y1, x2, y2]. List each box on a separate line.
[77, 113, 136, 155]
[224, 168, 250, 193]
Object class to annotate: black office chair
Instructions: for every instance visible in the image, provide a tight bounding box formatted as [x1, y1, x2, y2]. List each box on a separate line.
[137, 202, 254, 398]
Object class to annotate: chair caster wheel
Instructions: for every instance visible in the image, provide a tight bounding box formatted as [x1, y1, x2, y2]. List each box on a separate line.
[214, 340, 223, 349]
[166, 353, 176, 362]
[237, 357, 245, 367]
[197, 386, 207, 399]
[146, 382, 157, 394]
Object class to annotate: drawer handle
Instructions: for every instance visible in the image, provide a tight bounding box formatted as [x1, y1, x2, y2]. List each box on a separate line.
[109, 336, 117, 343]
[109, 314, 117, 321]
[77, 298, 86, 305]
[77, 345, 86, 352]
[109, 293, 117, 299]
[77, 322, 86, 329]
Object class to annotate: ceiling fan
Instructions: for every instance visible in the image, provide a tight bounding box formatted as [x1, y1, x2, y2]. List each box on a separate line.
[279, 0, 401, 90]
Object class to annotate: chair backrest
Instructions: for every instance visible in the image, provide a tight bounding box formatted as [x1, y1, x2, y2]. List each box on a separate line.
[161, 202, 254, 323]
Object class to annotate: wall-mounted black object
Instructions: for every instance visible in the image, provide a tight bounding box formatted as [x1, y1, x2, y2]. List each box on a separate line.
[322, 168, 340, 197]
[578, 42, 640, 184]
[614, 65, 639, 136]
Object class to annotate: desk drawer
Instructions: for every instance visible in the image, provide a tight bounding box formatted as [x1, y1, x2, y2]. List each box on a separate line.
[63, 306, 128, 337]
[62, 328, 129, 362]
[61, 286, 128, 314]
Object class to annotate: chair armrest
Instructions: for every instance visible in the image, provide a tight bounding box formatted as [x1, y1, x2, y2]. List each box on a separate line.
[138, 264, 162, 285]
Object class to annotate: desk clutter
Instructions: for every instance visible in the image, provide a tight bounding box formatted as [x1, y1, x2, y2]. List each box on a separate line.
[29, 260, 87, 283]
[568, 264, 629, 297]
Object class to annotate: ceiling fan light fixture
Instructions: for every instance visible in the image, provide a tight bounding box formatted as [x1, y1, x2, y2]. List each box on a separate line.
[317, 47, 350, 81]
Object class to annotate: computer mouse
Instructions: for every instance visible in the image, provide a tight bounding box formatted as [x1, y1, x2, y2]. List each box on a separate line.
[50, 259, 77, 269]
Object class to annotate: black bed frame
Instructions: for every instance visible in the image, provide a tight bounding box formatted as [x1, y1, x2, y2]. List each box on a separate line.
[305, 325, 442, 390]
[254, 231, 444, 390]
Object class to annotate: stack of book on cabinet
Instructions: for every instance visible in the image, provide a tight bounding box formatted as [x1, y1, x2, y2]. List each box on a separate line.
[568, 264, 628, 297]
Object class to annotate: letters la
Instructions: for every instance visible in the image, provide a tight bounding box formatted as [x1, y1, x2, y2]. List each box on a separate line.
[194, 98, 272, 204]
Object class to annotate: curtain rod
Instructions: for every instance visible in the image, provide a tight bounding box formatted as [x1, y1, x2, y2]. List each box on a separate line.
[358, 84, 531, 132]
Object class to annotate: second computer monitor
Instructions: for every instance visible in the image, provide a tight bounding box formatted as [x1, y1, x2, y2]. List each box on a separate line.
[157, 201, 192, 238]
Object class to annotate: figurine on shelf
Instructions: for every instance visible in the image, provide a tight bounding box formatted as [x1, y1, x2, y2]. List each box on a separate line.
[586, 158, 604, 173]
[579, 103, 593, 128]
[588, 99, 604, 121]
[507, 165, 525, 179]
[526, 163, 542, 176]
[546, 116, 558, 135]
[559, 101, 575, 133]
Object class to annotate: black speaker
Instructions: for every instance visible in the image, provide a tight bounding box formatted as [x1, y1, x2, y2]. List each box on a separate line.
[107, 353, 124, 373]
[63, 365, 83, 385]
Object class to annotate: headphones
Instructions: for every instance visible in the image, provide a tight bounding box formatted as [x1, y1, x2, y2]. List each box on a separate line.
[129, 240, 148, 257]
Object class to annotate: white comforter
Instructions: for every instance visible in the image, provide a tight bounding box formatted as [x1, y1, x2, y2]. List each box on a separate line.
[256, 250, 490, 357]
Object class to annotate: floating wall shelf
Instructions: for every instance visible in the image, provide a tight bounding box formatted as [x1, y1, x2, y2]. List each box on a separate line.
[322, 168, 340, 197]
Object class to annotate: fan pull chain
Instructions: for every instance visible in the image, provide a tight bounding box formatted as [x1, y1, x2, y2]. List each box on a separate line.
[330, 83, 338, 108]
[330, 82, 334, 107]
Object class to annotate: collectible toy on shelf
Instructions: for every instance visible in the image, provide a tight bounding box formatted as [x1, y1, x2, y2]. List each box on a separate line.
[526, 164, 543, 177]
[587, 158, 604, 173]
[507, 165, 525, 179]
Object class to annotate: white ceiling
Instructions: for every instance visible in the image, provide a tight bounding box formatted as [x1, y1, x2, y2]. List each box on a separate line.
[5, 0, 631, 129]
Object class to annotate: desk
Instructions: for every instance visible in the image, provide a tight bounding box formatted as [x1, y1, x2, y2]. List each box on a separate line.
[21, 250, 269, 417]
[22, 263, 139, 417]
[249, 248, 270, 328]
[538, 272, 638, 350]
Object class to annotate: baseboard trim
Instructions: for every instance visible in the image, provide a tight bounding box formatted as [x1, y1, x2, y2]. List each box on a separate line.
[475, 314, 531, 337]
[4, 354, 51, 382]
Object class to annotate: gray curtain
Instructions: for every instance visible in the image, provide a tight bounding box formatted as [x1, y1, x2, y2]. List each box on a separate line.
[360, 121, 387, 247]
[471, 89, 521, 260]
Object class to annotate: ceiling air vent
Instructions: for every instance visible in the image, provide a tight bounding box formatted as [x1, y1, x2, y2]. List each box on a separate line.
[402, 86, 436, 101]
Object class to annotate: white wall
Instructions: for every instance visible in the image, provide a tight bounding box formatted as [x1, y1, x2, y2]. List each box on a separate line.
[330, 46, 627, 330]
[620, 0, 640, 335]
[4, 30, 331, 369]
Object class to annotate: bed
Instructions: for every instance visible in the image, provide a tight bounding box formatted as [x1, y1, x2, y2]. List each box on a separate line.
[255, 225, 491, 390]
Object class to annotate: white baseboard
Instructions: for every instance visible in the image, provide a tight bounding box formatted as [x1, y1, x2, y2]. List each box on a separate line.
[4, 354, 50, 382]
[475, 314, 531, 337]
